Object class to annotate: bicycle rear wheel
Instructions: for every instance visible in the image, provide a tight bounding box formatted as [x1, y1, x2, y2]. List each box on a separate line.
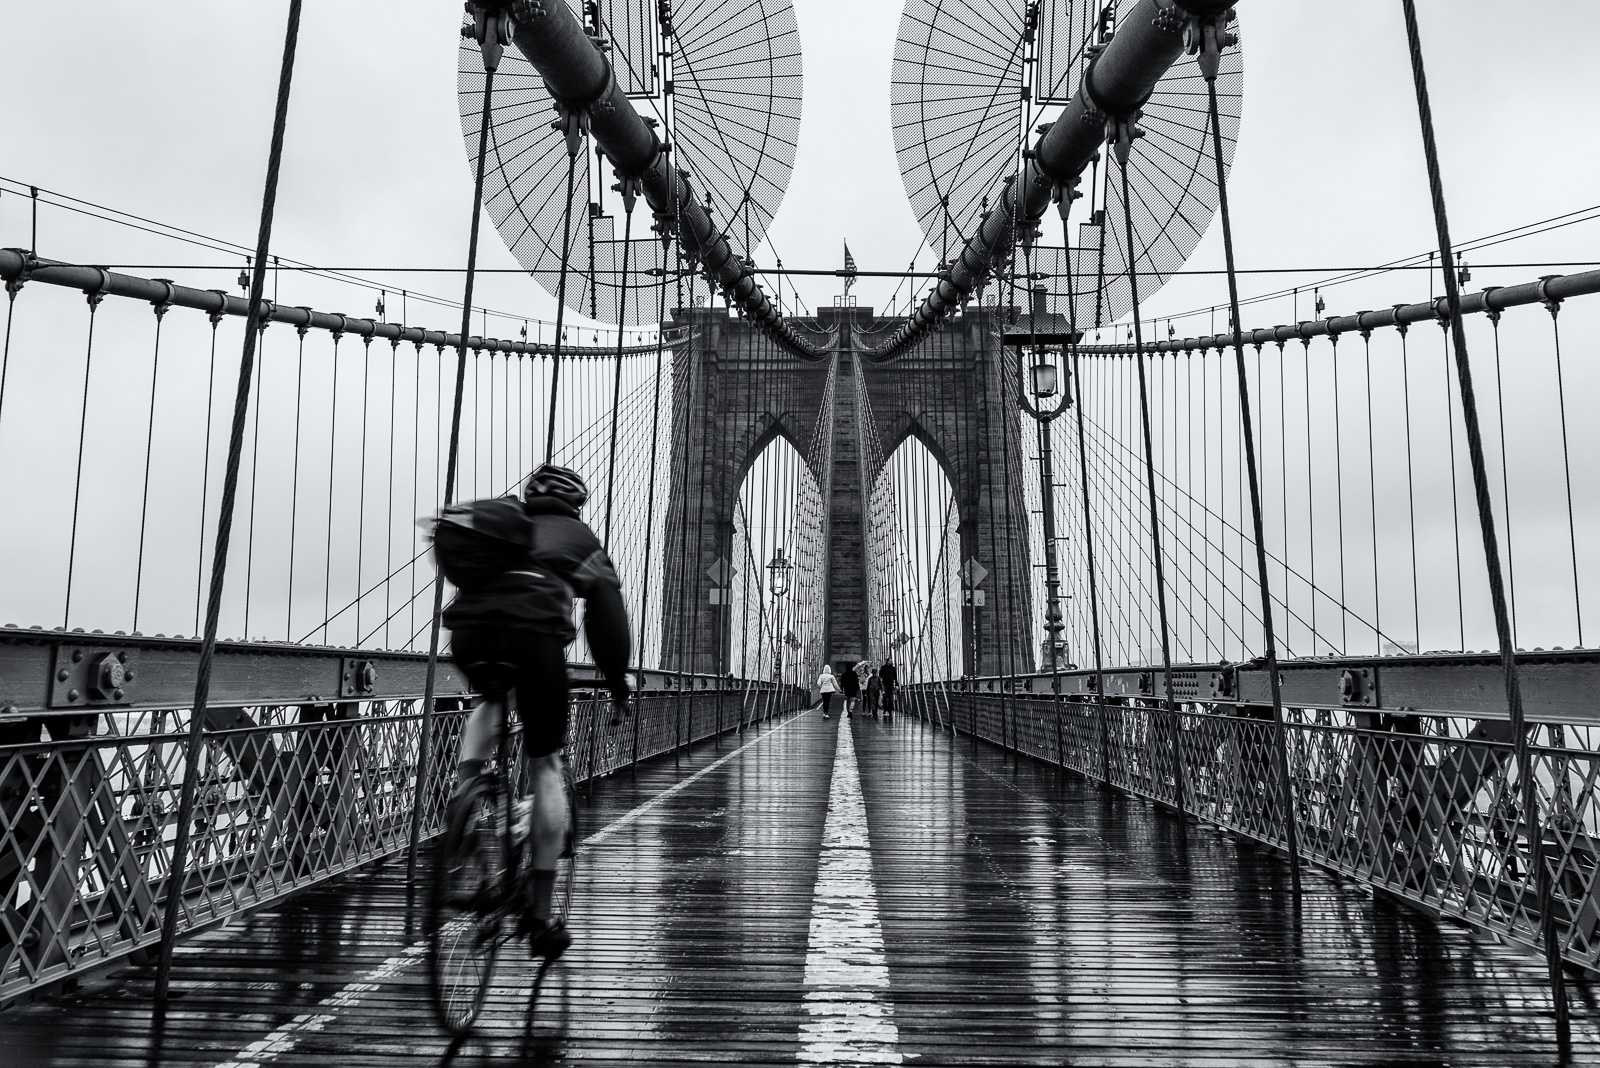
[427, 777, 506, 1034]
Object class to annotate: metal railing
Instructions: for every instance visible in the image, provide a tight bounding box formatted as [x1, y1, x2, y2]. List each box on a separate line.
[0, 676, 801, 1003]
[906, 666, 1600, 975]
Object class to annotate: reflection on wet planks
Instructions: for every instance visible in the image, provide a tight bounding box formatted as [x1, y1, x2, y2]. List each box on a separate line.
[4, 712, 1594, 1067]
[855, 717, 1596, 1065]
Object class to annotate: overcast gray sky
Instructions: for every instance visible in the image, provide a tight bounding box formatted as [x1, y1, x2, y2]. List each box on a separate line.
[5, 1, 1599, 331]
[2, 1, 1596, 655]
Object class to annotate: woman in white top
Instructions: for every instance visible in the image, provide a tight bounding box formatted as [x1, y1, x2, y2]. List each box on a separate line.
[816, 665, 839, 719]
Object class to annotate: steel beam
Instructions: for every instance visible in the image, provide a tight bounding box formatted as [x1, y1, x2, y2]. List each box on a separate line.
[1073, 266, 1600, 355]
[953, 647, 1600, 725]
[0, 250, 676, 357]
[0, 627, 712, 719]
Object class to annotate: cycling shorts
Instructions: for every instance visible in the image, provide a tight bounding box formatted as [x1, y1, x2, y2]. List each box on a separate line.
[449, 627, 570, 758]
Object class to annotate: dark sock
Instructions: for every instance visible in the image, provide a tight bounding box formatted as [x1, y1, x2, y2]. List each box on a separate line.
[529, 869, 556, 922]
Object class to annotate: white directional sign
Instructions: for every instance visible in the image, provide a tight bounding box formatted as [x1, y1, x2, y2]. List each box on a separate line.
[961, 557, 989, 588]
[706, 557, 730, 586]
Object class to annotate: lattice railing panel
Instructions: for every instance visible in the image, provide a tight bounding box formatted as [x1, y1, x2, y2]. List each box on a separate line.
[915, 687, 1600, 973]
[0, 682, 792, 1001]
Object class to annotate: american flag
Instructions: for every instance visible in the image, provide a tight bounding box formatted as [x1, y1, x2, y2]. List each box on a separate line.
[843, 242, 857, 294]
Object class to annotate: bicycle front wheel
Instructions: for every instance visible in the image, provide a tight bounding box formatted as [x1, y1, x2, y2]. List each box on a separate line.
[427, 779, 506, 1034]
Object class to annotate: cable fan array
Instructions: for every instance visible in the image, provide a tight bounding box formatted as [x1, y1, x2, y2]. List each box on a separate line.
[889, 0, 1243, 343]
[458, 0, 802, 327]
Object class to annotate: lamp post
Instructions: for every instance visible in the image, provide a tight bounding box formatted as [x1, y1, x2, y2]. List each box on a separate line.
[1020, 344, 1069, 678]
[767, 547, 792, 688]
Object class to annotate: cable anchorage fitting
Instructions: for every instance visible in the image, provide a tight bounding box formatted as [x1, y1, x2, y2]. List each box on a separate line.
[151, 279, 177, 321]
[1184, 7, 1239, 83]
[1107, 113, 1145, 166]
[549, 100, 591, 158]
[1536, 274, 1563, 319]
[83, 267, 113, 310]
[611, 173, 644, 215]
[4, 249, 38, 298]
[463, 2, 514, 73]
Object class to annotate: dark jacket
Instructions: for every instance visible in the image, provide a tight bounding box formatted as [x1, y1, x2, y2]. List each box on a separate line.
[442, 497, 631, 692]
[841, 669, 860, 698]
[880, 662, 898, 688]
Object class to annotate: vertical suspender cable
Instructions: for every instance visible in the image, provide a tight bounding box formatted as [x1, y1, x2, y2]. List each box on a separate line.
[406, 42, 501, 919]
[155, 0, 302, 1006]
[1397, 0, 1565, 1030]
[195, 313, 222, 635]
[1199, 28, 1301, 893]
[1115, 152, 1184, 819]
[603, 201, 635, 550]
[1063, 234, 1110, 785]
[62, 285, 106, 629]
[287, 326, 308, 639]
[544, 150, 581, 463]
[133, 296, 170, 633]
[632, 267, 670, 771]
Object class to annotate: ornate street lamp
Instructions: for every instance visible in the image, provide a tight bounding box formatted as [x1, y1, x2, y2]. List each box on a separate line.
[1030, 359, 1058, 399]
[1019, 349, 1070, 678]
[767, 548, 792, 684]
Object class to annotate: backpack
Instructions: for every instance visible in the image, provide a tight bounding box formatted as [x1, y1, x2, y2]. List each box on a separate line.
[430, 497, 534, 590]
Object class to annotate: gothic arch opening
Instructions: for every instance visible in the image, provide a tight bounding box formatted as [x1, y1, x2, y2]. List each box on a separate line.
[868, 434, 963, 681]
[726, 434, 825, 685]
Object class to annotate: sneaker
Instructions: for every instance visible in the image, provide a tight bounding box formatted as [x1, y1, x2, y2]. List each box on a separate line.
[522, 916, 572, 960]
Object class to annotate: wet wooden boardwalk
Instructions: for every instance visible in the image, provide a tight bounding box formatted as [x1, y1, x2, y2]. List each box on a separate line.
[6, 711, 1594, 1066]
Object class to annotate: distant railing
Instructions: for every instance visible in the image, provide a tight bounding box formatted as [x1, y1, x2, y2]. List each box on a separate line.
[0, 671, 802, 1004]
[902, 655, 1600, 976]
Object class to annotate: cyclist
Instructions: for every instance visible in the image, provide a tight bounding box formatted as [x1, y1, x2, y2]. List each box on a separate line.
[442, 463, 631, 959]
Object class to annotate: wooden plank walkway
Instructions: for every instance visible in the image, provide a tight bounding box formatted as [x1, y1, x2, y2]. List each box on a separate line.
[5, 711, 1594, 1066]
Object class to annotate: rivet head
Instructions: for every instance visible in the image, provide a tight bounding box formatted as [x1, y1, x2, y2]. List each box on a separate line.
[67, 689, 80, 702]
[72, 650, 84, 662]
[112, 688, 125, 700]
[57, 669, 70, 681]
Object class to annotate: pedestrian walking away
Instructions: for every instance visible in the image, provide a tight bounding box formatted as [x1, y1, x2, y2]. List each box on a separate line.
[817, 664, 839, 719]
[840, 661, 861, 718]
[865, 669, 882, 719]
[880, 657, 898, 717]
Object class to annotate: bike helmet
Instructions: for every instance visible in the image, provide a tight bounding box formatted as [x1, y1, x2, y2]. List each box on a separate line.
[523, 463, 589, 509]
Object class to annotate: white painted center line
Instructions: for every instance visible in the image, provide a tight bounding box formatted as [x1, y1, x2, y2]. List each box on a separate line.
[212, 712, 811, 1066]
[800, 719, 903, 1065]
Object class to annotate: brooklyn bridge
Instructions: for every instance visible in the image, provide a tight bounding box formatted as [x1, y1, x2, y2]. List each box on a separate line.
[2, 0, 1598, 1063]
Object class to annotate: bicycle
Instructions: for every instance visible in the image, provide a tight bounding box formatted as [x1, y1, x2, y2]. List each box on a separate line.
[426, 662, 578, 1035]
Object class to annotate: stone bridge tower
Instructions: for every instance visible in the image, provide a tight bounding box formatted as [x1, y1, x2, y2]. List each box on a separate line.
[659, 306, 1034, 678]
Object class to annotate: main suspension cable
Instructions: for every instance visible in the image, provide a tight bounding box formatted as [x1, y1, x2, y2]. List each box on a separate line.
[156, 0, 303, 1006]
[1200, 30, 1301, 892]
[1398, 0, 1563, 1029]
[408, 29, 503, 908]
